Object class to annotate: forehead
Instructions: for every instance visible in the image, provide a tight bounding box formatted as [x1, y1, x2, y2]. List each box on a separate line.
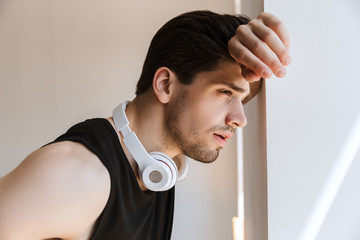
[191, 61, 250, 94]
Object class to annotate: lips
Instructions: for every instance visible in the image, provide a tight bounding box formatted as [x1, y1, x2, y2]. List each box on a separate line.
[214, 132, 233, 140]
[213, 132, 233, 147]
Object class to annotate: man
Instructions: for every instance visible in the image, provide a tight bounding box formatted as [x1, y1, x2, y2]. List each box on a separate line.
[0, 10, 290, 240]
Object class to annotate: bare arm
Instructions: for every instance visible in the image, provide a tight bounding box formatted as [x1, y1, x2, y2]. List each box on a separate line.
[0, 141, 110, 240]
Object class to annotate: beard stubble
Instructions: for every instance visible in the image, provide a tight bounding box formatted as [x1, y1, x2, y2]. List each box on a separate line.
[163, 90, 220, 163]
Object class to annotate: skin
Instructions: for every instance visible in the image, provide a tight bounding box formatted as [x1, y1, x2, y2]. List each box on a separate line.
[0, 12, 290, 240]
[228, 12, 291, 82]
[162, 61, 249, 163]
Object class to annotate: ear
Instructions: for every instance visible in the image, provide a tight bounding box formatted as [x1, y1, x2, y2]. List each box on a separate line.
[152, 67, 177, 104]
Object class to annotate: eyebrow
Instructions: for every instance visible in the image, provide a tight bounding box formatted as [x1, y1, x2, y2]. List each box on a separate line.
[210, 79, 250, 95]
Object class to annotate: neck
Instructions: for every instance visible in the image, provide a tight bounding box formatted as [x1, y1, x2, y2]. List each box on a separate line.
[124, 95, 180, 157]
[107, 94, 182, 188]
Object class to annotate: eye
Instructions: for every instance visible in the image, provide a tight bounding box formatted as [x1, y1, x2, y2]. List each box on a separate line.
[219, 90, 232, 96]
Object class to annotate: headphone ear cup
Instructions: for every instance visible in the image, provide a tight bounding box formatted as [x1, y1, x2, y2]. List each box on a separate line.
[141, 152, 177, 191]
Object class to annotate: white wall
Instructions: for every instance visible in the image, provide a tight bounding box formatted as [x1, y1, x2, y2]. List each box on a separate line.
[0, 1, 238, 239]
[242, 0, 360, 239]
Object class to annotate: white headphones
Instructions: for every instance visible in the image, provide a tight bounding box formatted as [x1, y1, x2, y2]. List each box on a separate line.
[112, 101, 190, 192]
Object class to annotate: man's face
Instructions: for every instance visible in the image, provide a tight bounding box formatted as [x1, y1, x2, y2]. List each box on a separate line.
[164, 61, 250, 163]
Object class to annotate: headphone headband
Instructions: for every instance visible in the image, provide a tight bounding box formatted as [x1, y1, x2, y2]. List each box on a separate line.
[113, 101, 150, 171]
[113, 101, 131, 137]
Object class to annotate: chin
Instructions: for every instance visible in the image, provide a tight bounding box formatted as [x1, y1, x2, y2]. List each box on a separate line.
[187, 149, 220, 164]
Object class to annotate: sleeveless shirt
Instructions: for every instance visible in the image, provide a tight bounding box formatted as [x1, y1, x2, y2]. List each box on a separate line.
[51, 118, 175, 240]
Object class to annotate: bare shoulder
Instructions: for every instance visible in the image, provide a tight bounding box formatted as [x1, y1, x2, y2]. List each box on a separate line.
[0, 141, 111, 239]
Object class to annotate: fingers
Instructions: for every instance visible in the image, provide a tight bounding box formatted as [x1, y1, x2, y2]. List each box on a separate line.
[235, 24, 287, 78]
[228, 37, 273, 80]
[228, 12, 291, 80]
[249, 18, 291, 67]
[259, 12, 290, 50]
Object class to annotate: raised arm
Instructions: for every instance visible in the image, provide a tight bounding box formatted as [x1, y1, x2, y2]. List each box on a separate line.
[0, 141, 110, 240]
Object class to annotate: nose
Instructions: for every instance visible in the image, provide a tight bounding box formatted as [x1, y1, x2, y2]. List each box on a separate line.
[225, 100, 247, 128]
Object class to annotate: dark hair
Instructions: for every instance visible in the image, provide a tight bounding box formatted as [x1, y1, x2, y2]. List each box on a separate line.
[135, 10, 250, 95]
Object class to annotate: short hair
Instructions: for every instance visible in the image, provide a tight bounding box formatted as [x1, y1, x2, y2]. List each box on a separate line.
[135, 10, 250, 95]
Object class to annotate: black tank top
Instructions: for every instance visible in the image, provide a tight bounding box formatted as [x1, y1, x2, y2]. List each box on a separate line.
[51, 118, 175, 240]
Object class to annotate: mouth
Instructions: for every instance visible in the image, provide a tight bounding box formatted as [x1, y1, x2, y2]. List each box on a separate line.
[213, 132, 233, 147]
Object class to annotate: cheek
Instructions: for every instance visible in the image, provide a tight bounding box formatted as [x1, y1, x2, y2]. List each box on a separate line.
[183, 90, 226, 130]
[189, 101, 224, 130]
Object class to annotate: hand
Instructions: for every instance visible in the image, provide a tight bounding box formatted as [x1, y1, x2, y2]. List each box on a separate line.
[228, 12, 291, 82]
